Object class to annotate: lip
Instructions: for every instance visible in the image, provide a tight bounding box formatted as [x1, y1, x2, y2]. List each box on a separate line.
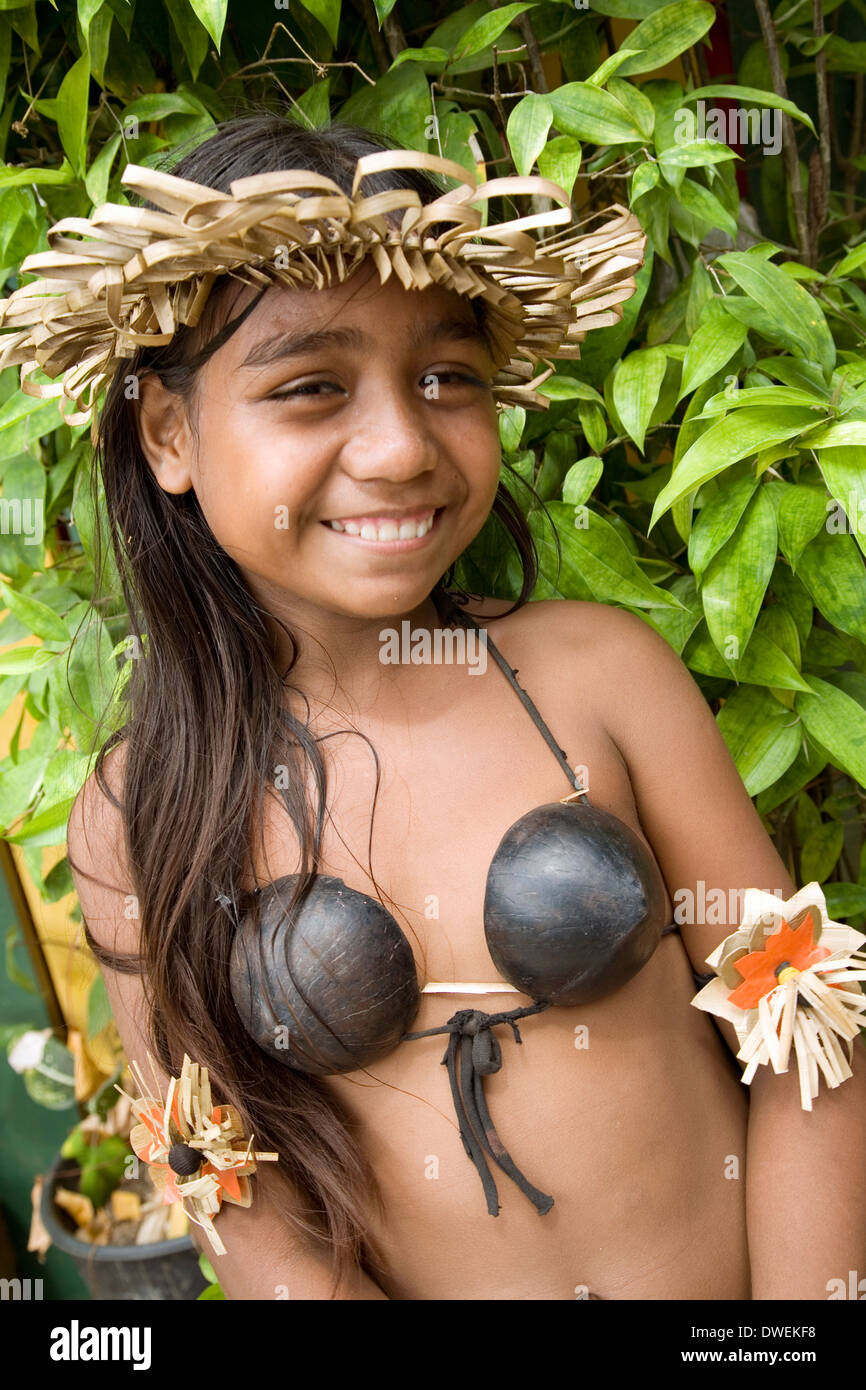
[321, 506, 445, 551]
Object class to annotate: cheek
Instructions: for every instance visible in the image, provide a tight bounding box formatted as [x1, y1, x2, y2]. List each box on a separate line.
[192, 411, 324, 539]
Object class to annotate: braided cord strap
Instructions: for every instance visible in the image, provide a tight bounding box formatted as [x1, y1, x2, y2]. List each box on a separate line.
[401, 1000, 554, 1216]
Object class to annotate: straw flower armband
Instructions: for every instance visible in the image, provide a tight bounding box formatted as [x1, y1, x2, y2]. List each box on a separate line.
[117, 1053, 279, 1257]
[690, 883, 866, 1109]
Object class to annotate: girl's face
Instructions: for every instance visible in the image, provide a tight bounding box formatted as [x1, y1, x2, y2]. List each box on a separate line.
[137, 260, 504, 625]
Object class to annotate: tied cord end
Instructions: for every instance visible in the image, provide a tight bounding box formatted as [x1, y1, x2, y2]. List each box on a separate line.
[402, 1000, 555, 1217]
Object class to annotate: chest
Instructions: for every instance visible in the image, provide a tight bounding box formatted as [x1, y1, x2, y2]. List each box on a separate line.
[246, 659, 671, 983]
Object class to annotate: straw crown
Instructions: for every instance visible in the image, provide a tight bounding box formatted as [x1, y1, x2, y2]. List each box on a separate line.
[0, 148, 646, 440]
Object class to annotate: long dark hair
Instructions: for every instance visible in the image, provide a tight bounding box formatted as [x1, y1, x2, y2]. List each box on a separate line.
[68, 108, 541, 1294]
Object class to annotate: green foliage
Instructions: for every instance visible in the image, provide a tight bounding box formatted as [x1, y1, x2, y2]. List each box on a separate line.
[0, 0, 865, 935]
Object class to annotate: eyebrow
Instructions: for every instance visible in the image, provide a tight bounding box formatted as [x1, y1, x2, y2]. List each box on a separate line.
[239, 314, 489, 370]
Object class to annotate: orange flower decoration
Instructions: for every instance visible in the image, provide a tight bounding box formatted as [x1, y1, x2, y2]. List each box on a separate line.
[728, 911, 831, 1009]
[118, 1053, 278, 1256]
[692, 884, 866, 1109]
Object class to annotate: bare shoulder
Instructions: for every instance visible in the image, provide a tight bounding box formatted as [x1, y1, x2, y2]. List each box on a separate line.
[67, 739, 135, 954]
[463, 595, 683, 690]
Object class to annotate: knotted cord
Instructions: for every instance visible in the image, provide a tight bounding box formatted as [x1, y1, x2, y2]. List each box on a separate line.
[401, 999, 554, 1216]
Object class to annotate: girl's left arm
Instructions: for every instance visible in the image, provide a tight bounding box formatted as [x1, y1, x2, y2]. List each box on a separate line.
[592, 605, 866, 1302]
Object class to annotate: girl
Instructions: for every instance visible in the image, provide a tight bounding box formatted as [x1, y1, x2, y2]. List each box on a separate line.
[61, 112, 866, 1300]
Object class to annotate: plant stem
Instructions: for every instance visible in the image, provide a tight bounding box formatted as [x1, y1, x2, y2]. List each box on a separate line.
[755, 0, 810, 262]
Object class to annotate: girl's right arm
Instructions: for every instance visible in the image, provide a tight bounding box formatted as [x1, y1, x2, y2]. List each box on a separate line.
[66, 755, 390, 1301]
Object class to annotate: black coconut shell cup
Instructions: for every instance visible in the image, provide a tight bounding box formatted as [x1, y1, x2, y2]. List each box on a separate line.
[229, 875, 421, 1077]
[483, 800, 667, 1006]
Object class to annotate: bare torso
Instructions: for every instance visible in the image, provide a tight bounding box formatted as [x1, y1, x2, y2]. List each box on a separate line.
[243, 596, 751, 1300]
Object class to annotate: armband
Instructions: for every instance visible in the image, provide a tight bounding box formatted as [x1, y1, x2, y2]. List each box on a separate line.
[691, 883, 866, 1109]
[117, 1053, 279, 1256]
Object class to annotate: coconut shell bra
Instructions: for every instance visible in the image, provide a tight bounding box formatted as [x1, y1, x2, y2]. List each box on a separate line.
[220, 596, 701, 1217]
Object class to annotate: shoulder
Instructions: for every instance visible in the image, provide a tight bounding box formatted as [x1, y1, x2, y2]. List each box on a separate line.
[463, 595, 686, 689]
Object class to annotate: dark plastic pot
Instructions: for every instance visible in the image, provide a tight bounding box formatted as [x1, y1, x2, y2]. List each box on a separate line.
[41, 1152, 209, 1301]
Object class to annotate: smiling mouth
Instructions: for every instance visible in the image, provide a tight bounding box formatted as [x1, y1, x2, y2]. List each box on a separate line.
[321, 508, 442, 542]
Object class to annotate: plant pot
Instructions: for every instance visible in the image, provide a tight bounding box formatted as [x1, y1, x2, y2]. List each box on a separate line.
[40, 1152, 209, 1301]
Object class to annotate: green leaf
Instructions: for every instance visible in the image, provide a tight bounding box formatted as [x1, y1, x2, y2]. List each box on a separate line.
[86, 974, 113, 1038]
[716, 686, 801, 795]
[650, 408, 821, 527]
[187, 0, 227, 47]
[54, 50, 90, 180]
[0, 581, 69, 642]
[697, 385, 827, 418]
[498, 405, 525, 454]
[776, 484, 830, 568]
[546, 82, 643, 145]
[577, 401, 608, 455]
[688, 474, 759, 580]
[677, 307, 747, 401]
[453, 2, 535, 60]
[676, 178, 738, 240]
[717, 252, 836, 377]
[685, 624, 812, 691]
[832, 242, 866, 279]
[84, 131, 122, 207]
[659, 141, 739, 178]
[796, 677, 866, 787]
[614, 1, 715, 77]
[0, 647, 56, 675]
[701, 489, 777, 658]
[800, 821, 845, 884]
[390, 46, 449, 69]
[805, 421, 866, 449]
[611, 346, 667, 453]
[817, 447, 866, 560]
[163, 0, 210, 83]
[547, 503, 683, 610]
[562, 458, 603, 508]
[606, 78, 655, 140]
[631, 161, 660, 205]
[537, 136, 582, 200]
[537, 377, 605, 406]
[824, 882, 866, 920]
[797, 526, 866, 645]
[680, 85, 816, 136]
[636, 574, 702, 654]
[592, 0, 675, 14]
[507, 93, 553, 176]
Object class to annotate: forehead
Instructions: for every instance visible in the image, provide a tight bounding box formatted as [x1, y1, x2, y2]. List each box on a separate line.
[203, 263, 490, 374]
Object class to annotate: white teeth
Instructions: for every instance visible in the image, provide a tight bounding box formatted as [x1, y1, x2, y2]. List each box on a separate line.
[329, 511, 436, 540]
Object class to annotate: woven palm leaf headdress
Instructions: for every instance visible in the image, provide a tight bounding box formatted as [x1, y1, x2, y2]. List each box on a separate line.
[0, 148, 646, 442]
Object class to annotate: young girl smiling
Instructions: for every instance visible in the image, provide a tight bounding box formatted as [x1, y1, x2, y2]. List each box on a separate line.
[43, 112, 866, 1300]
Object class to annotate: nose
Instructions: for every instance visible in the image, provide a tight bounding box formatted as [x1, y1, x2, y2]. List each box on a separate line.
[338, 380, 438, 485]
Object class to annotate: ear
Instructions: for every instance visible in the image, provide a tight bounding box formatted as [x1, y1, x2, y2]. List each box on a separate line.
[135, 369, 196, 495]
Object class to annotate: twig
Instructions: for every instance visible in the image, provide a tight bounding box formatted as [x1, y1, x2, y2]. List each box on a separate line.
[810, 0, 831, 261]
[382, 10, 408, 60]
[755, 0, 809, 261]
[357, 0, 392, 73]
[515, 13, 547, 93]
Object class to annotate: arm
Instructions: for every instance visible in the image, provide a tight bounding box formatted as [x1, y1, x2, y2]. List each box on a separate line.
[592, 606, 866, 1301]
[66, 756, 389, 1301]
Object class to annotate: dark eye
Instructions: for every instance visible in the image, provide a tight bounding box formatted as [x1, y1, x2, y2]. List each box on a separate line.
[422, 371, 489, 390]
[269, 381, 342, 400]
